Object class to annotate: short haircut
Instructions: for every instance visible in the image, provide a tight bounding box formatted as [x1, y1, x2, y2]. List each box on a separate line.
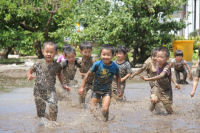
[151, 47, 159, 57]
[116, 45, 127, 55]
[174, 50, 183, 57]
[64, 45, 76, 55]
[100, 44, 114, 55]
[63, 44, 71, 50]
[43, 41, 57, 51]
[79, 41, 93, 51]
[158, 47, 170, 58]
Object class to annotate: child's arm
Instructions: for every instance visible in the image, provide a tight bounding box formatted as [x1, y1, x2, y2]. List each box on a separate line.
[130, 64, 147, 78]
[78, 71, 92, 95]
[116, 75, 122, 97]
[184, 63, 193, 80]
[57, 72, 70, 91]
[121, 73, 131, 82]
[171, 76, 180, 89]
[190, 77, 199, 97]
[27, 68, 35, 80]
[141, 71, 166, 81]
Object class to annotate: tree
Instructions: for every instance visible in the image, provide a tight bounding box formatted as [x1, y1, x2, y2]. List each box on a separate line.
[0, 0, 75, 58]
[59, 0, 186, 66]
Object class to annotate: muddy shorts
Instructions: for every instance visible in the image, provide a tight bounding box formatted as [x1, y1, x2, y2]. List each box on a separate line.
[150, 86, 159, 100]
[34, 90, 58, 121]
[91, 91, 111, 100]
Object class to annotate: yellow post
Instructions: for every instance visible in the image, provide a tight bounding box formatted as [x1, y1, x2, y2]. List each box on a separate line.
[172, 40, 195, 62]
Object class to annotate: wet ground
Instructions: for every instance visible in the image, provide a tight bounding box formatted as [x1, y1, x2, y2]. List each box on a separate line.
[1, 76, 200, 133]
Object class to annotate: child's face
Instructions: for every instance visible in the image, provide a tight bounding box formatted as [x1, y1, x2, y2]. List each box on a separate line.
[65, 53, 76, 64]
[116, 51, 125, 61]
[151, 55, 157, 64]
[42, 45, 57, 63]
[157, 51, 168, 67]
[100, 49, 113, 65]
[80, 49, 92, 58]
[175, 56, 183, 62]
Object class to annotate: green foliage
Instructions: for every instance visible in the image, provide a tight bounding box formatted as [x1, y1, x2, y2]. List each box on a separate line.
[57, 0, 186, 65]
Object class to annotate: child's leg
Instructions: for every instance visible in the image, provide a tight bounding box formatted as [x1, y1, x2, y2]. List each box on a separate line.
[48, 91, 58, 121]
[150, 86, 159, 111]
[34, 97, 46, 118]
[102, 95, 111, 121]
[90, 92, 99, 112]
[160, 91, 173, 114]
[182, 70, 188, 83]
[175, 70, 181, 83]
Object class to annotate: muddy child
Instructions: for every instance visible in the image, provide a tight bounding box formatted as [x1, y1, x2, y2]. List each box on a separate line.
[130, 48, 159, 111]
[27, 41, 69, 121]
[190, 47, 200, 97]
[141, 47, 175, 114]
[78, 42, 96, 105]
[61, 46, 81, 93]
[79, 44, 122, 121]
[170, 50, 193, 84]
[112, 46, 132, 100]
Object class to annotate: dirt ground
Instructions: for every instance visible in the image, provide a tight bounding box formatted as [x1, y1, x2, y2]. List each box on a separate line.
[0, 64, 200, 133]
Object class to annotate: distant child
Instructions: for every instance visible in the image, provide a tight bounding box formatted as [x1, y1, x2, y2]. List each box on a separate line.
[190, 47, 200, 97]
[141, 47, 174, 114]
[57, 44, 70, 63]
[27, 41, 69, 121]
[112, 46, 132, 100]
[170, 50, 193, 84]
[130, 48, 159, 111]
[78, 44, 122, 121]
[61, 46, 80, 90]
[78, 42, 95, 104]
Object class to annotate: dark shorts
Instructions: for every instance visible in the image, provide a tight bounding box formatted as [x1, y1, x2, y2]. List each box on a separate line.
[91, 91, 111, 100]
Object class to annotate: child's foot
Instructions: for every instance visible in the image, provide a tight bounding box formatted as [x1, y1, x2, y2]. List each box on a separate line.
[149, 103, 156, 112]
[102, 111, 109, 122]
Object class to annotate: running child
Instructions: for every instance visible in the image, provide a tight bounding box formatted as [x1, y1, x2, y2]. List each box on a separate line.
[141, 47, 174, 114]
[78, 44, 121, 121]
[78, 42, 96, 104]
[57, 44, 70, 63]
[27, 41, 69, 121]
[112, 46, 132, 100]
[170, 50, 193, 84]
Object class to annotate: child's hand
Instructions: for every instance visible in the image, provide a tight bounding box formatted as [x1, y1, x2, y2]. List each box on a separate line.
[27, 74, 35, 80]
[121, 78, 125, 82]
[190, 90, 195, 97]
[175, 84, 180, 89]
[63, 85, 70, 91]
[117, 89, 122, 97]
[78, 87, 85, 95]
[189, 74, 193, 80]
[140, 76, 148, 81]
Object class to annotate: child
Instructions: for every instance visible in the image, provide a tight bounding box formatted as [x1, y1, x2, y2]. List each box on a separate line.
[170, 50, 193, 84]
[57, 44, 70, 63]
[130, 48, 159, 111]
[190, 47, 200, 97]
[78, 42, 95, 104]
[141, 47, 174, 114]
[27, 41, 69, 121]
[61, 46, 80, 90]
[78, 44, 121, 121]
[112, 46, 132, 100]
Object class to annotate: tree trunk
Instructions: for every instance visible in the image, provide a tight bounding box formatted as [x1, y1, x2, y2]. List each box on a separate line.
[1, 47, 13, 59]
[33, 40, 43, 59]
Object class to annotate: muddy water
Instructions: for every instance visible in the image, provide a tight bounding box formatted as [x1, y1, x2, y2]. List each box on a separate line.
[1, 80, 200, 133]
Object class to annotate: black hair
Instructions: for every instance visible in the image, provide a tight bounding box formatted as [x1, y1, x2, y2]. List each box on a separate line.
[151, 47, 159, 57]
[116, 45, 127, 55]
[198, 46, 200, 57]
[174, 50, 183, 57]
[63, 44, 71, 51]
[158, 47, 170, 58]
[43, 41, 57, 51]
[64, 45, 76, 55]
[79, 41, 93, 51]
[100, 44, 114, 55]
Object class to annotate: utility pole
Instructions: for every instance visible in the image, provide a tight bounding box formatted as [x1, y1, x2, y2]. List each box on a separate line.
[194, 0, 196, 30]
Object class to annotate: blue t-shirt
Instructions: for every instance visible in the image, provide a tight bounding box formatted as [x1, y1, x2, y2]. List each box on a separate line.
[90, 60, 119, 92]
